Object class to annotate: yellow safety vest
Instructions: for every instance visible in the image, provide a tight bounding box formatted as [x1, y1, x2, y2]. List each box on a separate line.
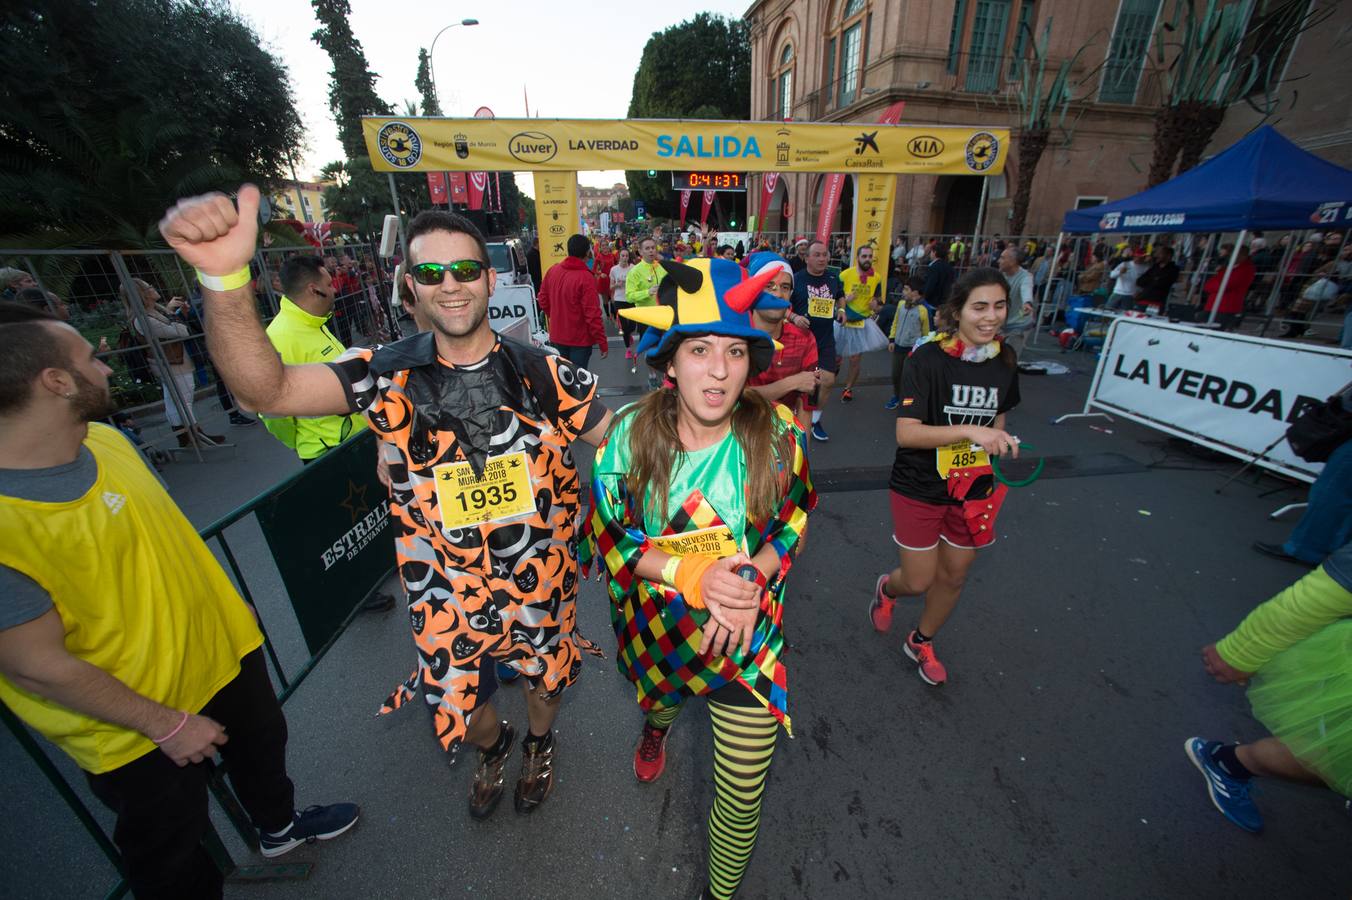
[0, 424, 262, 773]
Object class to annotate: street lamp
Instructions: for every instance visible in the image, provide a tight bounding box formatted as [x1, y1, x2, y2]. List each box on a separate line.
[428, 19, 480, 106]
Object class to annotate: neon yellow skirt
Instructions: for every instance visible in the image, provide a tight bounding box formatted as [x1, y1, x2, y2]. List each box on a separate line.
[1248, 618, 1352, 798]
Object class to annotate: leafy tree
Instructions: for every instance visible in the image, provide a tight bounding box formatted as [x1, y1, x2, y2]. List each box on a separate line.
[0, 0, 303, 247]
[415, 49, 442, 117]
[624, 13, 750, 218]
[311, 0, 392, 160]
[320, 157, 426, 239]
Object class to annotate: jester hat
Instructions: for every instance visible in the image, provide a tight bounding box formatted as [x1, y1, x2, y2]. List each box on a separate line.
[744, 252, 796, 309]
[622, 257, 786, 375]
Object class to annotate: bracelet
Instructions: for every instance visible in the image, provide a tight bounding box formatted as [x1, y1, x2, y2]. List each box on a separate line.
[152, 710, 189, 744]
[659, 555, 682, 589]
[195, 267, 252, 292]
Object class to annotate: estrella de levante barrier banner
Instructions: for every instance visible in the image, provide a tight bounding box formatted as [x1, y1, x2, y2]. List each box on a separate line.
[362, 117, 1008, 176]
[254, 431, 393, 655]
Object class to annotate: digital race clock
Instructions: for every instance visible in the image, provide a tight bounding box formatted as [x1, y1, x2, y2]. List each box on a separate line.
[671, 172, 747, 192]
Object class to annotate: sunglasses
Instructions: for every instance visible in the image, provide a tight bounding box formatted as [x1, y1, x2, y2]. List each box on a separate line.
[409, 260, 486, 285]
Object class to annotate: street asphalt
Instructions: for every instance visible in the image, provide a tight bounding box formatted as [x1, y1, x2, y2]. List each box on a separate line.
[3, 326, 1347, 899]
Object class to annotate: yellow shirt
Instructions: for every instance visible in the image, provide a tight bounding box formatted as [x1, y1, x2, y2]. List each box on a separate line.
[840, 266, 882, 328]
[0, 424, 262, 773]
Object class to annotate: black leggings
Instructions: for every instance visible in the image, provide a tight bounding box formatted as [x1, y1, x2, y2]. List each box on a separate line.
[614, 301, 637, 347]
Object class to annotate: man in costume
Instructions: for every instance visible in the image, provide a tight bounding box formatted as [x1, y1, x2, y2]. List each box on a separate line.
[744, 252, 819, 421]
[158, 187, 610, 820]
[583, 257, 817, 899]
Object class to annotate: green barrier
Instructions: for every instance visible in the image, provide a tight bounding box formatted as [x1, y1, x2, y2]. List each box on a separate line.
[2, 429, 395, 895]
[254, 430, 394, 656]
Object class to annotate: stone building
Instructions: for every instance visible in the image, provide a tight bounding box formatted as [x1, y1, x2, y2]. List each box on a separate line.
[743, 0, 1343, 242]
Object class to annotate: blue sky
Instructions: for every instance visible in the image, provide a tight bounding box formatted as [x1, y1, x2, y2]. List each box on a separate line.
[232, 0, 752, 195]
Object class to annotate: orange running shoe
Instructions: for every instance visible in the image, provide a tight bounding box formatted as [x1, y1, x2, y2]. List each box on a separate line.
[904, 631, 948, 686]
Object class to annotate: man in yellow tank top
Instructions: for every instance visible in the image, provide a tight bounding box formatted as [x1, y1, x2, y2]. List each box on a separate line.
[0, 304, 359, 899]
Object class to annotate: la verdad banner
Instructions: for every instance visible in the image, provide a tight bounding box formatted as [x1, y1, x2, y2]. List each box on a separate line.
[362, 117, 1008, 176]
[1088, 317, 1352, 482]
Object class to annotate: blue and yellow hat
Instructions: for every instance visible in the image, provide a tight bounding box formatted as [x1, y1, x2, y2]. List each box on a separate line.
[622, 258, 783, 375]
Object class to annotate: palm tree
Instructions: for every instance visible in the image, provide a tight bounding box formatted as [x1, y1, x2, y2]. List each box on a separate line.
[1145, 0, 1328, 187]
[1007, 20, 1098, 237]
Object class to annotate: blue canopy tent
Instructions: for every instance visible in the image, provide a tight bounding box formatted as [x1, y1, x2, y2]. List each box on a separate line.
[1038, 125, 1352, 329]
[1062, 125, 1352, 235]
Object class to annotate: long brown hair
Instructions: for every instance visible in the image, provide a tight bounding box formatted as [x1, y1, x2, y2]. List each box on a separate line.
[616, 388, 795, 526]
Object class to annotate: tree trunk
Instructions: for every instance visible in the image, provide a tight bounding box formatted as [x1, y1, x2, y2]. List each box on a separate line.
[1146, 105, 1186, 188]
[1174, 101, 1227, 175]
[1009, 127, 1049, 238]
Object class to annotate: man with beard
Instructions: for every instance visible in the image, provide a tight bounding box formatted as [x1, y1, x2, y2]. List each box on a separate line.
[0, 303, 358, 899]
[158, 187, 612, 820]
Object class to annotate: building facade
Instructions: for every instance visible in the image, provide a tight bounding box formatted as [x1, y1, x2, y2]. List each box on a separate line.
[578, 183, 630, 218]
[272, 180, 332, 224]
[744, 0, 1341, 243]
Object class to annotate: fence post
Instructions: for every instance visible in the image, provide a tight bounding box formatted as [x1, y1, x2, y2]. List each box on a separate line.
[108, 252, 202, 461]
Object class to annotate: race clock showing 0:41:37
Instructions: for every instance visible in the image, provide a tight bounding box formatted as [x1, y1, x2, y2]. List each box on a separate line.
[671, 172, 747, 192]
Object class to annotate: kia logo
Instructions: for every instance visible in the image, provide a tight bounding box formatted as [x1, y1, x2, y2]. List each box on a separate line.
[509, 131, 559, 164]
[907, 136, 944, 159]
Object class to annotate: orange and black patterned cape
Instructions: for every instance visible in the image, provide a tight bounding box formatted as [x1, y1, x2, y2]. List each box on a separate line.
[328, 333, 607, 752]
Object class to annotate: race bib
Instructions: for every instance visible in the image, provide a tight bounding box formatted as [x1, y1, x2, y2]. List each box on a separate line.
[936, 441, 989, 477]
[648, 525, 739, 558]
[808, 295, 836, 319]
[433, 451, 534, 529]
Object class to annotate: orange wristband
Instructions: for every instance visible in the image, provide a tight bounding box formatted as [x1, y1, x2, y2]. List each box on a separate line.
[672, 555, 719, 610]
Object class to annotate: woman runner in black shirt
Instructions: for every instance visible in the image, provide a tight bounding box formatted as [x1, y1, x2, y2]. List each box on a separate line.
[868, 268, 1021, 685]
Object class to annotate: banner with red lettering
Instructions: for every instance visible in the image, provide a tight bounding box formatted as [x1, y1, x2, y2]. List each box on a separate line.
[679, 190, 692, 227]
[448, 172, 468, 205]
[700, 190, 715, 227]
[467, 172, 488, 210]
[815, 101, 905, 242]
[426, 172, 448, 205]
[757, 172, 779, 236]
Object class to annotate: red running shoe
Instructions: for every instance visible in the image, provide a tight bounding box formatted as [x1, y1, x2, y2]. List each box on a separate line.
[633, 722, 670, 783]
[904, 631, 948, 686]
[869, 574, 895, 632]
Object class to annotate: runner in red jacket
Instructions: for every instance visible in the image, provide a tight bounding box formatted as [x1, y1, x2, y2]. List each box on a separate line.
[539, 234, 608, 369]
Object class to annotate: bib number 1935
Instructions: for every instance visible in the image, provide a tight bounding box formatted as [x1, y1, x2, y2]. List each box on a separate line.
[433, 451, 534, 529]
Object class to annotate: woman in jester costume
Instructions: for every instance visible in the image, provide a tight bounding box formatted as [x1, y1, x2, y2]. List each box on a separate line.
[583, 257, 816, 900]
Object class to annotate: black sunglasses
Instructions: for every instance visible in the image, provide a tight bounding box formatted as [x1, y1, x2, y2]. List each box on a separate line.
[410, 260, 486, 285]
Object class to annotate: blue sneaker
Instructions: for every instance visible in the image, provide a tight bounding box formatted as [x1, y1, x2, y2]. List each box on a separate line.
[259, 803, 361, 858]
[884, 396, 899, 410]
[811, 422, 830, 442]
[1183, 738, 1263, 833]
[496, 662, 521, 684]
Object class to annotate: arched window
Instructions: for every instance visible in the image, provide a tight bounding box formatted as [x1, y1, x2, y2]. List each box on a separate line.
[825, 1, 870, 109]
[774, 44, 794, 119]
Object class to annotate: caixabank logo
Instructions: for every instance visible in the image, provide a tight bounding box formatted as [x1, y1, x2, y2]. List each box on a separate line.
[964, 132, 998, 173]
[377, 122, 422, 168]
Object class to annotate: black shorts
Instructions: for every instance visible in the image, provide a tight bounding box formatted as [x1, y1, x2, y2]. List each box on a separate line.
[815, 341, 839, 373]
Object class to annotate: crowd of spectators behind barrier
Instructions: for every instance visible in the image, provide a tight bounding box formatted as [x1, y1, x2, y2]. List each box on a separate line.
[1, 222, 1346, 473]
[0, 243, 396, 467]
